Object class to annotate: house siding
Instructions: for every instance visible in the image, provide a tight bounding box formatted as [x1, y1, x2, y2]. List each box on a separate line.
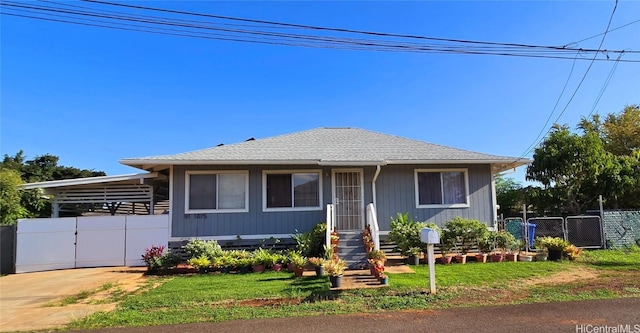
[374, 164, 494, 230]
[170, 164, 493, 238]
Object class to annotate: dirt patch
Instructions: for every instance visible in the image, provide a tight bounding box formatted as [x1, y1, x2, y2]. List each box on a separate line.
[524, 266, 599, 286]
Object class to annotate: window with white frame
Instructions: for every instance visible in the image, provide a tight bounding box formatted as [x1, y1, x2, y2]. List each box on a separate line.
[185, 171, 248, 213]
[415, 169, 469, 208]
[264, 171, 321, 211]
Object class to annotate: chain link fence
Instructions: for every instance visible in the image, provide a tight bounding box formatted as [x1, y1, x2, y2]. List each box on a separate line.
[566, 216, 603, 249]
[603, 211, 640, 249]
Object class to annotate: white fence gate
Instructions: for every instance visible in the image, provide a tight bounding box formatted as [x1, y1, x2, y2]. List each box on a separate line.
[16, 215, 168, 273]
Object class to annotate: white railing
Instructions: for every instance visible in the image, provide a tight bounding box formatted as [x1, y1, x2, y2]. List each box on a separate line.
[326, 204, 335, 248]
[366, 203, 380, 251]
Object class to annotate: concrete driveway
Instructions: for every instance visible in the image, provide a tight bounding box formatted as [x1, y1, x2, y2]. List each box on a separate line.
[0, 267, 147, 332]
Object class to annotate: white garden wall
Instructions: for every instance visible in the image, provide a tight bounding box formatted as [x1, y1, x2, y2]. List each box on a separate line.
[15, 215, 168, 273]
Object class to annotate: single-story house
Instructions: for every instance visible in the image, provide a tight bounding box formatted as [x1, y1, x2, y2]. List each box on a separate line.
[116, 127, 528, 249]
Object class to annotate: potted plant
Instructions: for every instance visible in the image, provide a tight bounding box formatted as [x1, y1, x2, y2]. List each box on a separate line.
[439, 229, 456, 264]
[325, 258, 347, 288]
[289, 251, 307, 277]
[518, 240, 533, 262]
[492, 230, 516, 262]
[367, 250, 386, 275]
[537, 236, 569, 261]
[379, 273, 389, 285]
[407, 247, 421, 266]
[271, 253, 285, 272]
[476, 232, 493, 263]
[188, 255, 211, 274]
[250, 248, 272, 273]
[533, 237, 548, 261]
[443, 217, 488, 264]
[308, 257, 326, 276]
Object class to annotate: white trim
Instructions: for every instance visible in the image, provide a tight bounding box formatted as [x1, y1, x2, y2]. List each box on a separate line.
[372, 165, 382, 209]
[170, 233, 293, 242]
[262, 169, 323, 212]
[168, 166, 174, 239]
[184, 170, 249, 214]
[21, 172, 159, 189]
[331, 168, 365, 230]
[414, 168, 470, 209]
[490, 173, 498, 228]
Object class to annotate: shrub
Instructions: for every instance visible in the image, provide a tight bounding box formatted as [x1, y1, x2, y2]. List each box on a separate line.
[493, 230, 517, 254]
[324, 259, 347, 276]
[443, 217, 489, 254]
[251, 248, 274, 266]
[188, 255, 211, 269]
[183, 239, 223, 260]
[141, 245, 180, 273]
[389, 213, 435, 255]
[536, 236, 570, 251]
[292, 222, 327, 257]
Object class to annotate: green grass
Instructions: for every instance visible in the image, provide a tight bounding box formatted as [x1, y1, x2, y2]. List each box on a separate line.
[578, 246, 640, 270]
[67, 248, 640, 330]
[391, 261, 567, 287]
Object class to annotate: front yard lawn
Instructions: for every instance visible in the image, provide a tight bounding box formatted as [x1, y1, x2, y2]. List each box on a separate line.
[67, 248, 640, 330]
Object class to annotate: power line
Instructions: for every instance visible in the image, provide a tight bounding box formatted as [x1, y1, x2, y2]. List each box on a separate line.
[2, 0, 638, 62]
[509, 0, 621, 168]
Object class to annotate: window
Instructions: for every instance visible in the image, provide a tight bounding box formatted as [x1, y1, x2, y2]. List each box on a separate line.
[185, 171, 248, 213]
[415, 169, 469, 208]
[264, 171, 321, 211]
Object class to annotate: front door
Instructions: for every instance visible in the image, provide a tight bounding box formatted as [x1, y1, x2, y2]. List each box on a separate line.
[332, 170, 364, 231]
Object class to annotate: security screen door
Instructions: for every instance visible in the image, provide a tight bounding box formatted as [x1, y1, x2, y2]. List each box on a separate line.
[332, 170, 364, 231]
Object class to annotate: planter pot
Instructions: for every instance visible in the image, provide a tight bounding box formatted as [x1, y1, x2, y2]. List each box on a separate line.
[272, 263, 283, 272]
[293, 267, 304, 277]
[379, 276, 389, 285]
[252, 264, 265, 273]
[475, 253, 488, 263]
[506, 253, 518, 262]
[239, 265, 251, 274]
[408, 255, 420, 266]
[491, 254, 504, 262]
[287, 263, 295, 271]
[198, 267, 208, 274]
[548, 249, 562, 261]
[455, 254, 467, 264]
[519, 255, 534, 262]
[440, 256, 453, 264]
[315, 266, 325, 276]
[221, 266, 231, 274]
[536, 253, 548, 262]
[329, 275, 343, 288]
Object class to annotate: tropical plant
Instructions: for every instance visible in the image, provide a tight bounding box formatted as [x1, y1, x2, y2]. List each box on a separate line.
[288, 251, 307, 268]
[187, 256, 211, 269]
[324, 259, 347, 276]
[493, 230, 517, 255]
[443, 217, 489, 255]
[182, 239, 223, 260]
[250, 248, 273, 267]
[308, 257, 325, 267]
[367, 249, 386, 262]
[389, 213, 435, 255]
[536, 236, 569, 251]
[292, 222, 327, 257]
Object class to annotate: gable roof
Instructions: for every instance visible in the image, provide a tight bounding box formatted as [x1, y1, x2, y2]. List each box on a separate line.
[120, 127, 529, 172]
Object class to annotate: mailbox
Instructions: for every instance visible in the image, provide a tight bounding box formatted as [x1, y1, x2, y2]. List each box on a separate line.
[420, 228, 440, 244]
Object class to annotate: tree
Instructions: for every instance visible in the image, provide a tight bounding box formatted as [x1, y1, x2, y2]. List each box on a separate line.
[0, 151, 106, 217]
[0, 169, 29, 225]
[580, 105, 640, 156]
[495, 176, 523, 217]
[526, 124, 617, 214]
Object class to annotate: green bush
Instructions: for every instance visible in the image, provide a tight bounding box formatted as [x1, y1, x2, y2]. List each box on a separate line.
[292, 222, 326, 257]
[443, 217, 489, 254]
[251, 248, 274, 266]
[183, 239, 223, 260]
[389, 213, 438, 256]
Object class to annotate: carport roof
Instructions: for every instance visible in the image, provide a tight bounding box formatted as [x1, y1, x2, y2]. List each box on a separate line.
[20, 172, 158, 190]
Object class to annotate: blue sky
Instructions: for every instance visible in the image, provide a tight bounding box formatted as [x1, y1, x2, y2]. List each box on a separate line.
[2, 1, 639, 185]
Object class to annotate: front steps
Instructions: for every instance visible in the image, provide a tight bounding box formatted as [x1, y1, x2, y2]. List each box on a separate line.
[336, 231, 368, 269]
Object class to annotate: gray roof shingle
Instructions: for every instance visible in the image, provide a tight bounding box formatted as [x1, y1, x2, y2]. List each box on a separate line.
[121, 127, 525, 168]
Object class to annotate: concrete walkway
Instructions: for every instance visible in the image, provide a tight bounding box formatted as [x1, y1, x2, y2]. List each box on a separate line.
[0, 267, 146, 332]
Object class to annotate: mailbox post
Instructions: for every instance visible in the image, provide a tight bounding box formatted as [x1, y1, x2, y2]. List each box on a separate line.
[420, 228, 440, 295]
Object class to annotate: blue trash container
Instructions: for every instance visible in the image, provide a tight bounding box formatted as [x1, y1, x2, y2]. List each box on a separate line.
[521, 223, 536, 246]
